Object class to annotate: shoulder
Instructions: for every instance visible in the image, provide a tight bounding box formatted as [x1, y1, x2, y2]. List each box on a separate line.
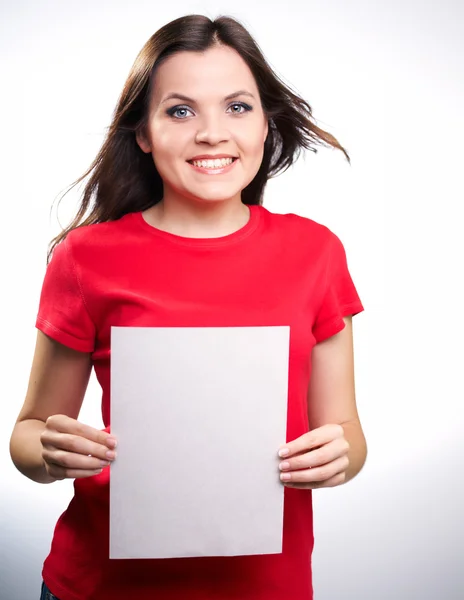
[258, 205, 336, 252]
[61, 213, 137, 261]
[66, 213, 136, 243]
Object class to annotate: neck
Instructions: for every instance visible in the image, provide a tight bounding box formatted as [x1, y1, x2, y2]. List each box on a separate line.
[143, 194, 250, 238]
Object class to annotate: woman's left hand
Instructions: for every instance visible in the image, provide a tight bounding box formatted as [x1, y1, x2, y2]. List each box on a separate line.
[278, 424, 350, 489]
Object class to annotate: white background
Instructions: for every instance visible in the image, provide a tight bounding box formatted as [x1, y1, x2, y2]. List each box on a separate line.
[1, 0, 463, 598]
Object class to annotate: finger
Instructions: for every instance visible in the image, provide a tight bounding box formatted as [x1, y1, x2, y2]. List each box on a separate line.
[284, 471, 346, 490]
[42, 448, 111, 471]
[278, 424, 344, 459]
[46, 462, 106, 480]
[46, 415, 117, 449]
[279, 437, 349, 472]
[41, 431, 117, 463]
[280, 455, 349, 484]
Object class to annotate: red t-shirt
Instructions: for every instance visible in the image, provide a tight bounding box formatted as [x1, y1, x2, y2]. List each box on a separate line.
[36, 204, 364, 600]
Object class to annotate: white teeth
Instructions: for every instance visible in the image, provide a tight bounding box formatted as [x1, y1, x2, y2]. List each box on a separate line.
[191, 157, 234, 168]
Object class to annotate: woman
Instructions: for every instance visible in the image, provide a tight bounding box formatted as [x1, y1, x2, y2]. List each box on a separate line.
[10, 13, 367, 600]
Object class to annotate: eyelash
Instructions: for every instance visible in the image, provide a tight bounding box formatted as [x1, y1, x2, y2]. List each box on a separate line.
[166, 102, 253, 119]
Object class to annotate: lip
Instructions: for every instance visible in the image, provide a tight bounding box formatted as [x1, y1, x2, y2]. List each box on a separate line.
[188, 154, 238, 161]
[188, 157, 239, 175]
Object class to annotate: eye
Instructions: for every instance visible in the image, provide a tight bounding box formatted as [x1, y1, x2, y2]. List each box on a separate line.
[227, 102, 253, 115]
[166, 105, 194, 119]
[166, 101, 253, 120]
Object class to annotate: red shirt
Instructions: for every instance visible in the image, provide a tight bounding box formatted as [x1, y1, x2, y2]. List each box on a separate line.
[36, 204, 364, 600]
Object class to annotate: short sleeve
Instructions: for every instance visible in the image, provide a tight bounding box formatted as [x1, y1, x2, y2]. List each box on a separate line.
[312, 231, 364, 343]
[35, 234, 96, 352]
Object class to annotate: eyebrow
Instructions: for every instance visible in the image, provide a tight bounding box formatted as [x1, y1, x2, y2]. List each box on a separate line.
[160, 90, 255, 105]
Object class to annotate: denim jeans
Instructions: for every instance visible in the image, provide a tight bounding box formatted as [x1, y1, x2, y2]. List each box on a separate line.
[40, 581, 60, 600]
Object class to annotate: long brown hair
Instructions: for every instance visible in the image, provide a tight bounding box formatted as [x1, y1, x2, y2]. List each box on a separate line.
[47, 14, 350, 263]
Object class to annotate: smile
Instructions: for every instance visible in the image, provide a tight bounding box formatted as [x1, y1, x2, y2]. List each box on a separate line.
[187, 157, 238, 175]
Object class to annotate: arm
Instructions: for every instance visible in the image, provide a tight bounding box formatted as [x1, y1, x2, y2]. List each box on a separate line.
[9, 330, 112, 484]
[307, 316, 367, 483]
[278, 316, 367, 487]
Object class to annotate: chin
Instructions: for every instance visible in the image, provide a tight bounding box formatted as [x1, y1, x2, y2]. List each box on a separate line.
[186, 189, 242, 204]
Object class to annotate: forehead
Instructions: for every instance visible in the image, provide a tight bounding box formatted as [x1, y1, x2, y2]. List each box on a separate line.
[151, 46, 258, 102]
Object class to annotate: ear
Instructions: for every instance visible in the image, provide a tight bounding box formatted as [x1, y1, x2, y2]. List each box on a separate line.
[263, 119, 269, 143]
[135, 127, 151, 154]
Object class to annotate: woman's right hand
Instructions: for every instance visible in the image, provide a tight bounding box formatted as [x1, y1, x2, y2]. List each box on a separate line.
[40, 414, 117, 480]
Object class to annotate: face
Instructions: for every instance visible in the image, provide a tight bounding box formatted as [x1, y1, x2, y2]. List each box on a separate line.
[136, 45, 269, 206]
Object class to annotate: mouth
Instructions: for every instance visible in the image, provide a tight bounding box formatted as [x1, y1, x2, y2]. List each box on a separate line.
[186, 157, 239, 175]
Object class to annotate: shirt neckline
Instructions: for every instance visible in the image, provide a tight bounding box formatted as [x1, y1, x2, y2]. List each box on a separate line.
[131, 204, 262, 248]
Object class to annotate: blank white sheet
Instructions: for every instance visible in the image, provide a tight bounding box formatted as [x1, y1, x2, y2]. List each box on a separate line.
[109, 326, 289, 559]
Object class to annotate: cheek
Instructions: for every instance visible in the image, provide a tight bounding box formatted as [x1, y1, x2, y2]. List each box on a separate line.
[150, 128, 187, 173]
[238, 121, 267, 155]
[242, 138, 266, 167]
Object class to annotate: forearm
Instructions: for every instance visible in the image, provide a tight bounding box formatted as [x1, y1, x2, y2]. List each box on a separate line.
[10, 419, 57, 484]
[341, 418, 367, 483]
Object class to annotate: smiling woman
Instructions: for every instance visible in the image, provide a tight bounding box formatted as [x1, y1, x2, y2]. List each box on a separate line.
[43, 14, 350, 257]
[9, 12, 366, 600]
[133, 44, 269, 225]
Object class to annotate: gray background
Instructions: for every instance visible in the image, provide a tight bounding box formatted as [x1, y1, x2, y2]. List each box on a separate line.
[1, 0, 463, 598]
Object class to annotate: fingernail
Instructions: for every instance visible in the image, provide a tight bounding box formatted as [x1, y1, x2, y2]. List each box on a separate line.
[100, 460, 110, 467]
[279, 462, 290, 471]
[106, 450, 116, 460]
[278, 448, 289, 457]
[107, 437, 117, 448]
[280, 472, 291, 481]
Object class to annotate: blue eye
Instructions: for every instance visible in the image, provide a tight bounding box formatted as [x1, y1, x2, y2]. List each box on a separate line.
[227, 102, 253, 114]
[166, 102, 253, 120]
[166, 105, 193, 119]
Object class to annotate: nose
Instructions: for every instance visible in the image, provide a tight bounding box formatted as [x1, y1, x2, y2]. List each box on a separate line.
[195, 114, 230, 145]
